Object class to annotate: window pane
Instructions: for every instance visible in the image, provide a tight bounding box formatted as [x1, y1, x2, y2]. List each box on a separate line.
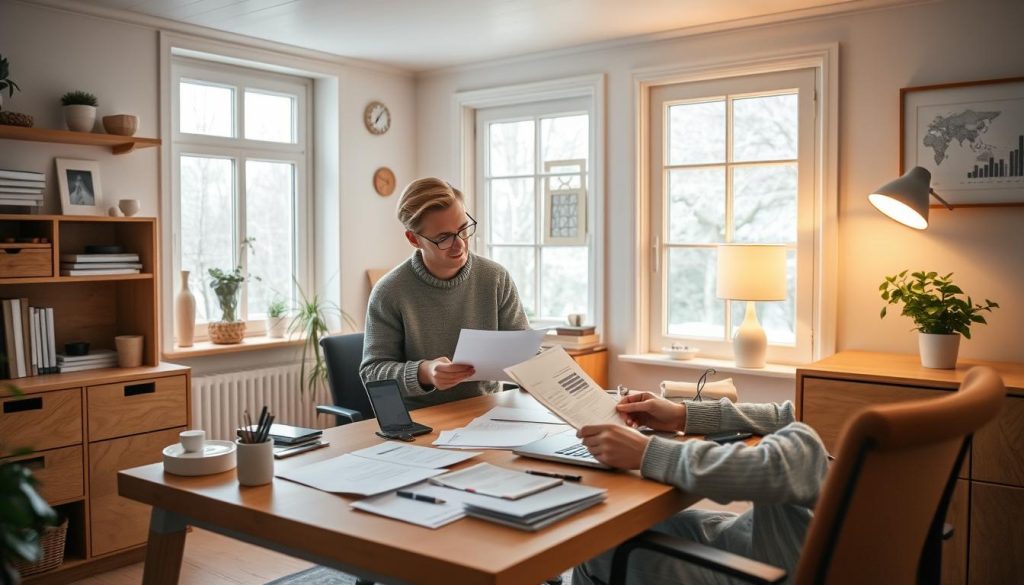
[490, 246, 536, 321]
[666, 247, 724, 339]
[488, 121, 534, 176]
[668, 100, 725, 165]
[540, 247, 588, 320]
[246, 160, 296, 320]
[733, 164, 797, 243]
[733, 93, 798, 162]
[245, 91, 295, 143]
[180, 81, 233, 137]
[541, 114, 588, 167]
[731, 249, 796, 344]
[488, 178, 534, 244]
[180, 156, 235, 323]
[668, 167, 725, 243]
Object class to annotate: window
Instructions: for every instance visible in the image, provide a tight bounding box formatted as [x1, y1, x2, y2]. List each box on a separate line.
[649, 68, 817, 363]
[476, 98, 596, 326]
[171, 58, 311, 339]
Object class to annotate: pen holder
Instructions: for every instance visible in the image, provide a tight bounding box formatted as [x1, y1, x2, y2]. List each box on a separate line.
[235, 439, 274, 486]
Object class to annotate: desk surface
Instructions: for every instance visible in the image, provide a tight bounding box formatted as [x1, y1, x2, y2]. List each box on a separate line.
[119, 390, 696, 585]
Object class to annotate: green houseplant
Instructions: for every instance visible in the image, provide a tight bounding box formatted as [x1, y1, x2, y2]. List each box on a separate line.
[207, 266, 248, 344]
[60, 90, 98, 132]
[879, 270, 999, 368]
[288, 283, 357, 399]
[266, 296, 289, 339]
[0, 54, 32, 128]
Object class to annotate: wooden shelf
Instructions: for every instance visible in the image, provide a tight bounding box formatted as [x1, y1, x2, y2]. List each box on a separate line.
[164, 334, 308, 359]
[0, 125, 160, 155]
[0, 363, 189, 396]
[0, 273, 152, 285]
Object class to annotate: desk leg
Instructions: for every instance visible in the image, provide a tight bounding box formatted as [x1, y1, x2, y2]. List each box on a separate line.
[142, 507, 188, 585]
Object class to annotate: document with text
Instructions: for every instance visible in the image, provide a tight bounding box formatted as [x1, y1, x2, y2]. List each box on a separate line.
[276, 454, 444, 496]
[451, 328, 547, 381]
[350, 443, 480, 468]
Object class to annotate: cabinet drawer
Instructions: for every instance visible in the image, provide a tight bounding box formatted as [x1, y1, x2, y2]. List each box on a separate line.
[2, 445, 84, 504]
[89, 427, 184, 556]
[969, 482, 1024, 585]
[0, 388, 82, 454]
[973, 396, 1024, 487]
[87, 375, 188, 441]
[0, 246, 53, 278]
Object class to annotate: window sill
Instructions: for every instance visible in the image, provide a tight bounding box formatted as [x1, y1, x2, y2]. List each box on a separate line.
[617, 353, 796, 380]
[164, 335, 306, 360]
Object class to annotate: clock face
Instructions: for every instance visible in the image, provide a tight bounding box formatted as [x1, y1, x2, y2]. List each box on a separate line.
[364, 101, 391, 135]
[373, 167, 396, 197]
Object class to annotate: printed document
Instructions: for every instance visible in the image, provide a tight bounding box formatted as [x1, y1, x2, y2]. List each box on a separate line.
[350, 443, 480, 468]
[479, 406, 566, 425]
[276, 454, 444, 496]
[429, 462, 560, 499]
[504, 346, 624, 429]
[351, 486, 465, 529]
[451, 328, 547, 381]
[432, 427, 547, 449]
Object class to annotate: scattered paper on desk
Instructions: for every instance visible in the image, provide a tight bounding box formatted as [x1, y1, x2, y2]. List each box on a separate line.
[351, 483, 465, 529]
[504, 346, 624, 429]
[451, 328, 547, 381]
[480, 406, 566, 425]
[350, 443, 480, 468]
[429, 462, 561, 500]
[432, 427, 547, 449]
[465, 418, 572, 438]
[276, 454, 444, 496]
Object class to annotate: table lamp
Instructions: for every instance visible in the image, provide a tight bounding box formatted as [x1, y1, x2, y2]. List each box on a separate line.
[716, 244, 786, 368]
[868, 166, 953, 229]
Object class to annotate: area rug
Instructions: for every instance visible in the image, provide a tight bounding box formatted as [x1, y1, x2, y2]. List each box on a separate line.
[267, 566, 573, 584]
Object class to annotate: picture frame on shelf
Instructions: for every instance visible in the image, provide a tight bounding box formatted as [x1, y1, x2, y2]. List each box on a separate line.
[901, 76, 1024, 207]
[542, 159, 587, 245]
[55, 158, 104, 215]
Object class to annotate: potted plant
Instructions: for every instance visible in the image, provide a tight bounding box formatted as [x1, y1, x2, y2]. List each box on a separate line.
[0, 54, 32, 128]
[60, 90, 98, 132]
[289, 282, 357, 399]
[880, 270, 999, 368]
[207, 266, 248, 344]
[266, 296, 289, 339]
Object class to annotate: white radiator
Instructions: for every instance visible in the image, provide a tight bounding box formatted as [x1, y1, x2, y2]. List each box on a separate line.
[191, 364, 328, 441]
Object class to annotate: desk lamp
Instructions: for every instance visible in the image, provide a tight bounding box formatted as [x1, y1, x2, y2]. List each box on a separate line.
[868, 166, 953, 229]
[716, 244, 786, 368]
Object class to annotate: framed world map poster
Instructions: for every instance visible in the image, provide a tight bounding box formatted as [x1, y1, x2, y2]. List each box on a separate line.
[901, 76, 1024, 207]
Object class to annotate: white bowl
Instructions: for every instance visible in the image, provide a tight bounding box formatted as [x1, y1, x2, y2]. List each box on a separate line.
[163, 440, 237, 476]
[662, 346, 699, 360]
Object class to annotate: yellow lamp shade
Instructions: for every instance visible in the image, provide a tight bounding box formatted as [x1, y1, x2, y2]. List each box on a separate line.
[716, 244, 786, 301]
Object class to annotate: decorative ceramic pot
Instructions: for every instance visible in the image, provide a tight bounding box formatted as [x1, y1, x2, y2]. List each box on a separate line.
[174, 270, 196, 347]
[268, 316, 288, 339]
[919, 333, 960, 369]
[209, 321, 246, 344]
[63, 104, 97, 132]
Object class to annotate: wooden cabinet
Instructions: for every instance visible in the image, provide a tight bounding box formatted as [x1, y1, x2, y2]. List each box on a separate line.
[569, 347, 608, 389]
[796, 351, 1024, 585]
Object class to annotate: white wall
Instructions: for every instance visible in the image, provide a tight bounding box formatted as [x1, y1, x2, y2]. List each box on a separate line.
[415, 0, 1024, 401]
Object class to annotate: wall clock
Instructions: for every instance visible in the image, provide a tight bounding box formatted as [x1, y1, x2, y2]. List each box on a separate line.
[364, 100, 391, 135]
[373, 167, 396, 197]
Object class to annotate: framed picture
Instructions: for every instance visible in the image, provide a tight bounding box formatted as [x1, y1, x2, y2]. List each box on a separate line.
[55, 158, 104, 215]
[901, 76, 1024, 207]
[542, 159, 587, 245]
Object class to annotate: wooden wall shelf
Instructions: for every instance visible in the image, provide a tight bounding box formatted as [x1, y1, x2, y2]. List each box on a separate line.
[0, 125, 160, 155]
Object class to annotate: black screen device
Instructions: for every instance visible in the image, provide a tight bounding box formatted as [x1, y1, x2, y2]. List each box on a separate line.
[706, 431, 753, 444]
[365, 379, 432, 437]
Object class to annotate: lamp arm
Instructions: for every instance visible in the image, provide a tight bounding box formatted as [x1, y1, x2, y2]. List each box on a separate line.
[929, 188, 954, 210]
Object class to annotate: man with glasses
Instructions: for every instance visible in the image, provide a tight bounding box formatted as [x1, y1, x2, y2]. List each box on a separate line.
[360, 177, 530, 409]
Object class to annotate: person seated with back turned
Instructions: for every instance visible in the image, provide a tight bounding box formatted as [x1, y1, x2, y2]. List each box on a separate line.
[360, 177, 530, 409]
[572, 392, 829, 585]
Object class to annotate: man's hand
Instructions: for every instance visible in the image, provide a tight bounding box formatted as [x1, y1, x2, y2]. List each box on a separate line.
[616, 392, 686, 432]
[418, 357, 475, 390]
[577, 425, 651, 470]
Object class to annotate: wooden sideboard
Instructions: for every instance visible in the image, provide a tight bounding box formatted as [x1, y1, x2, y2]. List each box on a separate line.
[796, 351, 1024, 585]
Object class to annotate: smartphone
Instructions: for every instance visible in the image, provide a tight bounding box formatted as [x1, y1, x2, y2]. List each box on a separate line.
[375, 430, 415, 442]
[706, 431, 753, 444]
[273, 440, 329, 459]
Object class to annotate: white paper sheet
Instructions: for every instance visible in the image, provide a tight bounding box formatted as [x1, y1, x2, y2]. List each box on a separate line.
[432, 427, 547, 449]
[276, 454, 444, 496]
[479, 406, 566, 425]
[350, 443, 481, 468]
[504, 346, 624, 429]
[351, 484, 465, 529]
[429, 462, 560, 499]
[465, 418, 572, 438]
[451, 328, 547, 381]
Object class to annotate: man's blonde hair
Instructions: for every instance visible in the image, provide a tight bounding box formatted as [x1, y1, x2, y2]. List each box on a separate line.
[396, 177, 464, 232]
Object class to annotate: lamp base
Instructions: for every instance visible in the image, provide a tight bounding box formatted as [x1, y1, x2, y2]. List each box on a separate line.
[733, 302, 767, 368]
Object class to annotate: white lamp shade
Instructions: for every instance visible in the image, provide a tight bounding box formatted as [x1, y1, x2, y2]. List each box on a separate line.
[716, 244, 787, 301]
[868, 166, 932, 229]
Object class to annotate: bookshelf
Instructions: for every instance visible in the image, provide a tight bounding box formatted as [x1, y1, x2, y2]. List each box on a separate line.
[0, 126, 160, 155]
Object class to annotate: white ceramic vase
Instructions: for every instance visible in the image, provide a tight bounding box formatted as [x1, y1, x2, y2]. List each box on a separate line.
[63, 105, 97, 132]
[268, 316, 288, 339]
[919, 333, 960, 369]
[174, 270, 197, 348]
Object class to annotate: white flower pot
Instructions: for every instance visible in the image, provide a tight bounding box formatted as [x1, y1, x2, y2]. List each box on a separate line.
[63, 104, 97, 132]
[268, 316, 289, 339]
[918, 333, 960, 369]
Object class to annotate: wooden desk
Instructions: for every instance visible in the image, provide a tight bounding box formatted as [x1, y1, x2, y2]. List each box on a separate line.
[119, 391, 695, 585]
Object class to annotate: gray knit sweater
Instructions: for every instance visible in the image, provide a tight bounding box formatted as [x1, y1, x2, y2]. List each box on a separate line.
[641, 399, 830, 582]
[360, 251, 530, 409]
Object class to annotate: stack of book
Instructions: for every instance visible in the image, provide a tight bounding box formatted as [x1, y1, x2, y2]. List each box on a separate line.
[0, 169, 45, 208]
[542, 325, 600, 351]
[1, 299, 57, 378]
[60, 252, 142, 276]
[57, 349, 118, 373]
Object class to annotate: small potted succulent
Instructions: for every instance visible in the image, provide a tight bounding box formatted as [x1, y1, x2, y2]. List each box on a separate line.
[60, 90, 98, 132]
[880, 270, 999, 368]
[0, 54, 32, 127]
[207, 266, 248, 344]
[266, 296, 289, 339]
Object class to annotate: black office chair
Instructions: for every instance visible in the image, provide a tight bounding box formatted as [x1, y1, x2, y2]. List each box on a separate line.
[316, 332, 373, 426]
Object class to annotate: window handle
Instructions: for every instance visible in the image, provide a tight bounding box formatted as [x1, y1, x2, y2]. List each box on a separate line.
[652, 236, 660, 274]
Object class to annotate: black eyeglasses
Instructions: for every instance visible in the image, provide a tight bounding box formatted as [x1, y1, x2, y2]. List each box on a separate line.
[416, 213, 478, 250]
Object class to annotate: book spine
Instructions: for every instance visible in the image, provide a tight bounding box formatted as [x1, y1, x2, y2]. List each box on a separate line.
[0, 170, 45, 181]
[2, 301, 15, 378]
[30, 308, 39, 376]
[45, 308, 56, 374]
[11, 299, 26, 378]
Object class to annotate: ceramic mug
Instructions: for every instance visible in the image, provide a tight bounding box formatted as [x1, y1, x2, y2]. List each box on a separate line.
[114, 335, 144, 367]
[236, 439, 274, 486]
[566, 313, 585, 327]
[180, 430, 206, 453]
[118, 198, 141, 217]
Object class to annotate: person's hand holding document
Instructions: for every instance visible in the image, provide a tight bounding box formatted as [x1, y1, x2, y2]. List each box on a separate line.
[451, 328, 547, 382]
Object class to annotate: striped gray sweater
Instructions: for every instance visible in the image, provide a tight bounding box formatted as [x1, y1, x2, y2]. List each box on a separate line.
[360, 251, 529, 409]
[641, 399, 829, 581]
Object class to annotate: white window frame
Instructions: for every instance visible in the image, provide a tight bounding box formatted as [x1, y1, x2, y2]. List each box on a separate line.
[170, 56, 313, 341]
[635, 45, 839, 365]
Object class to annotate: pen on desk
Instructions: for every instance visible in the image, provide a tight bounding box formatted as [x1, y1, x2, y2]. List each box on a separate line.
[525, 469, 582, 482]
[396, 491, 446, 504]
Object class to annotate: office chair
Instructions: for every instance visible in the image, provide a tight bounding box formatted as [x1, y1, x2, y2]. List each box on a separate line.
[316, 332, 373, 426]
[609, 366, 1006, 585]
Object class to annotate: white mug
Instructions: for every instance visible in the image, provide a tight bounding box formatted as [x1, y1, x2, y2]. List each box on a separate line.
[180, 429, 206, 453]
[566, 313, 585, 327]
[236, 439, 274, 486]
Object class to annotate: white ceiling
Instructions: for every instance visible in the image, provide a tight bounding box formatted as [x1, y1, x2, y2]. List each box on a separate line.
[67, 0, 877, 72]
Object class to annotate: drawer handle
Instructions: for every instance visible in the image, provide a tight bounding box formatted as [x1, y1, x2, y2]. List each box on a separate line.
[124, 382, 156, 397]
[20, 456, 45, 470]
[1, 248, 23, 255]
[3, 397, 43, 413]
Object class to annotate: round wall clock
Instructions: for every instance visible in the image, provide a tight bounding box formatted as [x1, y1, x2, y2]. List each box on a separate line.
[373, 167, 396, 197]
[364, 101, 391, 135]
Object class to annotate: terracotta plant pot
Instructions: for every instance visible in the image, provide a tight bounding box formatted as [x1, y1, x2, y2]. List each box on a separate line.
[209, 321, 246, 344]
